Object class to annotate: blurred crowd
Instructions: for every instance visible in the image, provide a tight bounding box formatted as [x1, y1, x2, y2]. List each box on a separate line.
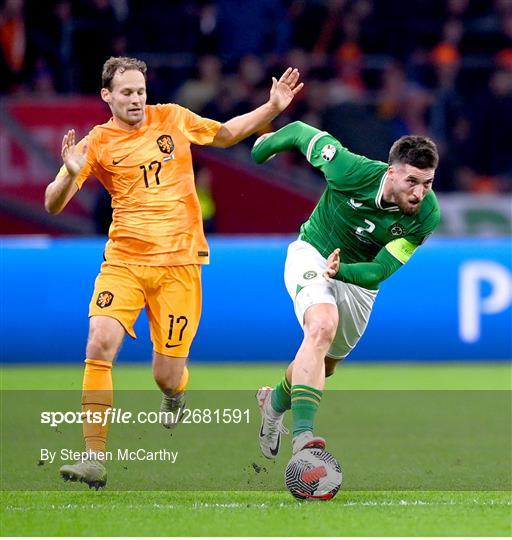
[1, 0, 511, 192]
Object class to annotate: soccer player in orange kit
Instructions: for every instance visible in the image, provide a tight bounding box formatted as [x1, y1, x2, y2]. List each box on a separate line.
[44, 56, 303, 488]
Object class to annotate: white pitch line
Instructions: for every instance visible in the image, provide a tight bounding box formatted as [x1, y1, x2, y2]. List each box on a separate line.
[4, 499, 511, 512]
[338, 499, 512, 507]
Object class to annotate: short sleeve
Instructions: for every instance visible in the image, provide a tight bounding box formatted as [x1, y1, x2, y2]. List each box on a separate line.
[170, 104, 222, 145]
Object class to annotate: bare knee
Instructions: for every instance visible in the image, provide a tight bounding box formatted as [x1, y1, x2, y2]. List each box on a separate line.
[305, 316, 337, 349]
[86, 318, 124, 360]
[153, 354, 186, 392]
[87, 331, 119, 360]
[153, 366, 183, 391]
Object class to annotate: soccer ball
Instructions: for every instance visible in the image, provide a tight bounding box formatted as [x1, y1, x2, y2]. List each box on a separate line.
[284, 448, 342, 500]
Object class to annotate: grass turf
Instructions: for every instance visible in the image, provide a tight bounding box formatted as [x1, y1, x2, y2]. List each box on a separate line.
[1, 362, 510, 390]
[2, 490, 510, 536]
[1, 363, 511, 536]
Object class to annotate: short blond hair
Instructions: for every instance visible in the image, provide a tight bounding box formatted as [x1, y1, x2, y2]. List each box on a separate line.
[101, 56, 147, 90]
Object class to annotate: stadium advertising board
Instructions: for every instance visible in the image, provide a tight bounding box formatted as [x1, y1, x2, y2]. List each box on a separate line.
[1, 237, 510, 362]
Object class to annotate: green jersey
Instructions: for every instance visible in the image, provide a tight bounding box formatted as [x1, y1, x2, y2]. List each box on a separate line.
[252, 122, 441, 289]
[299, 130, 440, 263]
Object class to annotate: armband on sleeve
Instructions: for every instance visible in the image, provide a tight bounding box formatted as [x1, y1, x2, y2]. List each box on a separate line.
[385, 238, 418, 264]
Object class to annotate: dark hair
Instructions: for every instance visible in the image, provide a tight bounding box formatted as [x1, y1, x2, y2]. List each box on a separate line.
[101, 56, 147, 90]
[388, 135, 439, 169]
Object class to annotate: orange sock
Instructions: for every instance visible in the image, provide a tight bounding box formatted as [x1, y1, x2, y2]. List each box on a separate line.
[175, 366, 189, 393]
[82, 358, 113, 454]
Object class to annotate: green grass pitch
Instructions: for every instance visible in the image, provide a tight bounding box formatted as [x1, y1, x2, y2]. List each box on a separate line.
[1, 362, 511, 536]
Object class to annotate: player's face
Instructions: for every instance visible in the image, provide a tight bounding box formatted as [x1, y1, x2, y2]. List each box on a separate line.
[388, 163, 435, 215]
[101, 69, 147, 128]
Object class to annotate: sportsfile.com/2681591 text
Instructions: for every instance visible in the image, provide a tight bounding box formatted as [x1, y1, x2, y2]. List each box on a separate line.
[40, 408, 251, 427]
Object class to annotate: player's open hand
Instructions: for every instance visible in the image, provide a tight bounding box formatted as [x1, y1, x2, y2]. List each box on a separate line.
[323, 248, 341, 279]
[269, 67, 304, 112]
[61, 129, 87, 177]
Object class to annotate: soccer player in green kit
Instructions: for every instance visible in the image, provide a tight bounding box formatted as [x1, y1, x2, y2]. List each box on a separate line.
[252, 121, 440, 457]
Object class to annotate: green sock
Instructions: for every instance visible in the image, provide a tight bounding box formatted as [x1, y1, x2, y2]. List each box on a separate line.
[291, 384, 323, 438]
[270, 375, 291, 413]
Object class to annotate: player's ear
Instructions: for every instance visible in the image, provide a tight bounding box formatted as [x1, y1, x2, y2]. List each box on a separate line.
[100, 87, 111, 104]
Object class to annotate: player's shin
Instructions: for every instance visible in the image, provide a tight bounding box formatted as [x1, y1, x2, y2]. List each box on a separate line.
[159, 366, 188, 429]
[289, 340, 327, 451]
[174, 365, 189, 394]
[291, 385, 323, 437]
[81, 358, 113, 456]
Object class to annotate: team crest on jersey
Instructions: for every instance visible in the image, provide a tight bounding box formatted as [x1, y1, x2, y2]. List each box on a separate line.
[157, 134, 175, 155]
[389, 223, 406, 236]
[303, 270, 317, 280]
[321, 144, 336, 162]
[96, 291, 114, 308]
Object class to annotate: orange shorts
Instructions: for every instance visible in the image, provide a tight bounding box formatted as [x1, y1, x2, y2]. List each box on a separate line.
[89, 263, 202, 357]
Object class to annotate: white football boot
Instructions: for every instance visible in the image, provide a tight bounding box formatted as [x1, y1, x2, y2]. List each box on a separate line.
[60, 458, 107, 490]
[256, 386, 289, 459]
[292, 430, 326, 455]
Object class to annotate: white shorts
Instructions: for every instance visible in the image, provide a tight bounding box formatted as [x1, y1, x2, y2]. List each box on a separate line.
[284, 239, 377, 360]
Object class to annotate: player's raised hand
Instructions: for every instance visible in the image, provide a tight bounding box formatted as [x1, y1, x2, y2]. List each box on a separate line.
[323, 248, 341, 279]
[269, 67, 304, 112]
[61, 129, 88, 177]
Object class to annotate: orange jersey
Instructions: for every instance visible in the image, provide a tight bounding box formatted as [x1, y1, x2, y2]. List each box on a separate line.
[62, 104, 221, 266]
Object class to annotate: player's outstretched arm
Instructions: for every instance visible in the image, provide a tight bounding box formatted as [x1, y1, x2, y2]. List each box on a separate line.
[327, 239, 419, 290]
[44, 130, 86, 214]
[251, 121, 324, 163]
[211, 67, 304, 148]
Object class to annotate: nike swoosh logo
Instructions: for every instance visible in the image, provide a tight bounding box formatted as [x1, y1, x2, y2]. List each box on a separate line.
[270, 436, 280, 456]
[112, 156, 129, 165]
[259, 425, 280, 456]
[350, 198, 363, 207]
[165, 343, 181, 349]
